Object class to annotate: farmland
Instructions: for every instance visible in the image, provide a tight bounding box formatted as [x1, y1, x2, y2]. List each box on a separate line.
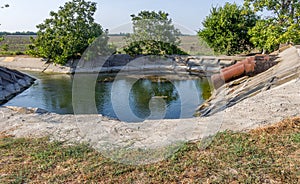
[109, 35, 214, 55]
[0, 35, 34, 53]
[0, 35, 213, 56]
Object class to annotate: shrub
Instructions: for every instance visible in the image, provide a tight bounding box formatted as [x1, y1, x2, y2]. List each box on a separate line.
[29, 0, 111, 65]
[198, 3, 258, 55]
[124, 11, 187, 56]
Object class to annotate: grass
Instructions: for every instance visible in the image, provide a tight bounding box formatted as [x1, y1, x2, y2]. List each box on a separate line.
[0, 51, 25, 56]
[0, 117, 299, 183]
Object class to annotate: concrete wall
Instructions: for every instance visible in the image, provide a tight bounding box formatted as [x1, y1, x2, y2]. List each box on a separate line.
[0, 55, 246, 75]
[0, 66, 35, 104]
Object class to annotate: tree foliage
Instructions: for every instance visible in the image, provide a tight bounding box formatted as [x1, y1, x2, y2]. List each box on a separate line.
[1, 44, 9, 51]
[245, 0, 300, 52]
[29, 0, 110, 64]
[124, 11, 187, 56]
[198, 3, 258, 55]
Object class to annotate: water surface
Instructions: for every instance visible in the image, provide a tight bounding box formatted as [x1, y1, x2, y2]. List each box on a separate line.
[4, 72, 211, 122]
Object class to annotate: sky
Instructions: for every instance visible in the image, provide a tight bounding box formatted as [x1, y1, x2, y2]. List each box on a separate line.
[0, 0, 244, 35]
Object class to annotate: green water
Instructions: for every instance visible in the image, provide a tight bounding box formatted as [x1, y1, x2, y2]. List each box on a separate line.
[4, 72, 211, 122]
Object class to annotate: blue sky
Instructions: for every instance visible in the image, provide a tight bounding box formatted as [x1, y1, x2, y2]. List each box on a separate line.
[0, 0, 244, 34]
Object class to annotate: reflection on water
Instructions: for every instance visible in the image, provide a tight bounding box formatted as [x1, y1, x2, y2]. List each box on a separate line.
[130, 78, 179, 119]
[4, 72, 74, 114]
[4, 71, 211, 121]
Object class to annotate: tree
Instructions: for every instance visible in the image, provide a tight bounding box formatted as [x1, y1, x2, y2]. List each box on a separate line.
[123, 11, 187, 56]
[248, 19, 282, 52]
[245, 0, 300, 52]
[29, 0, 111, 64]
[198, 3, 258, 55]
[1, 44, 9, 51]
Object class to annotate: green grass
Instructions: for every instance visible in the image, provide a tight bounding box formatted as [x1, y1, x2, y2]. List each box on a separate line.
[0, 117, 299, 183]
[0, 51, 25, 56]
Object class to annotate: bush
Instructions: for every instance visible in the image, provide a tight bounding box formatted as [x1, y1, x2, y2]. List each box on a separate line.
[124, 11, 187, 56]
[29, 0, 111, 65]
[198, 3, 258, 55]
[1, 44, 9, 51]
[245, 0, 300, 53]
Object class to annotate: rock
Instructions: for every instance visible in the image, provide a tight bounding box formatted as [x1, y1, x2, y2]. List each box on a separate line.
[219, 59, 236, 66]
[201, 58, 219, 66]
[34, 108, 49, 114]
[104, 54, 132, 67]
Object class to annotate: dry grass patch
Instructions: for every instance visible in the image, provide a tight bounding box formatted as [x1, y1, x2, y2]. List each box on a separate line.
[251, 117, 300, 135]
[0, 117, 299, 183]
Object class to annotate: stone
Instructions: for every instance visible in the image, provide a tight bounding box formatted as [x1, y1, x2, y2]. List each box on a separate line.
[219, 59, 236, 66]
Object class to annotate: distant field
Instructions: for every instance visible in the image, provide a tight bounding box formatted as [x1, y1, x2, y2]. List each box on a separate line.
[109, 35, 214, 55]
[178, 36, 214, 55]
[0, 35, 33, 52]
[0, 35, 213, 56]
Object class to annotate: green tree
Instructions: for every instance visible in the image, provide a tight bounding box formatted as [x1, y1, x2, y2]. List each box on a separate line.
[29, 0, 110, 64]
[245, 0, 300, 52]
[124, 11, 187, 56]
[248, 19, 282, 52]
[198, 3, 258, 55]
[1, 44, 9, 51]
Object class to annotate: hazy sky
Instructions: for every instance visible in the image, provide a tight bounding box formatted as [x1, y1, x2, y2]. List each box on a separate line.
[0, 0, 244, 34]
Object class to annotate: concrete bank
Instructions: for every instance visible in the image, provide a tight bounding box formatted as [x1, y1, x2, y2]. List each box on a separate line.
[0, 56, 71, 73]
[197, 46, 300, 116]
[0, 55, 245, 75]
[0, 77, 299, 155]
[0, 45, 298, 140]
[0, 66, 35, 104]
